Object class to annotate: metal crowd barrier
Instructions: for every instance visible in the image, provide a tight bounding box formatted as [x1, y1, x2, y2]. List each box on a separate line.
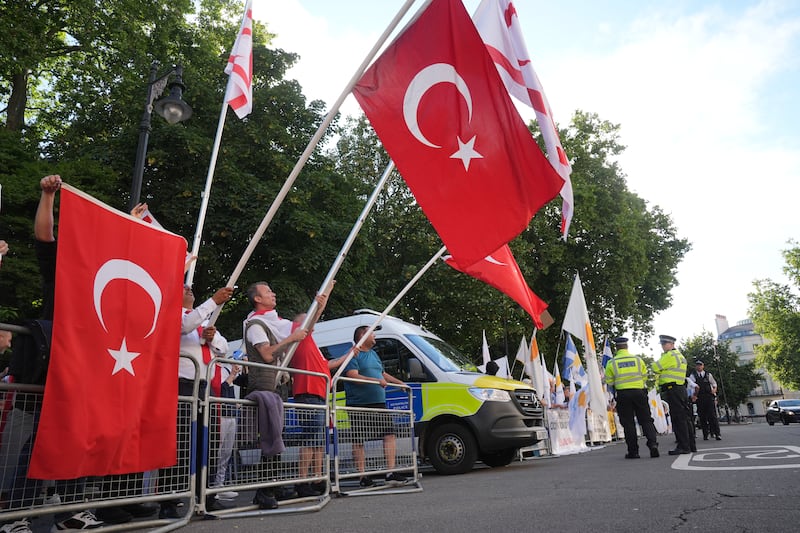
[196, 357, 332, 519]
[0, 321, 422, 530]
[0, 355, 200, 532]
[330, 376, 421, 496]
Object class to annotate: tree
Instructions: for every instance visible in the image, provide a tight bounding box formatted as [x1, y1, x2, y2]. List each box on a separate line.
[325, 112, 691, 366]
[681, 332, 761, 416]
[748, 241, 800, 389]
[521, 111, 691, 360]
[0, 0, 197, 133]
[0, 0, 351, 331]
[1, 4, 691, 368]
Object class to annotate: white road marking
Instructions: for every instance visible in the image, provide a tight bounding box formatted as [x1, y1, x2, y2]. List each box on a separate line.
[672, 445, 800, 470]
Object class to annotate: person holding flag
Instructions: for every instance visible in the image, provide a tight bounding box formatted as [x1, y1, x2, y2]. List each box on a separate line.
[159, 283, 233, 519]
[2, 176, 106, 533]
[604, 337, 659, 459]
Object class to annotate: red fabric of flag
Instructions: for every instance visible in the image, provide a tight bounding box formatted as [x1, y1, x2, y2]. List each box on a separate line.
[445, 244, 547, 328]
[29, 186, 185, 479]
[353, 0, 564, 268]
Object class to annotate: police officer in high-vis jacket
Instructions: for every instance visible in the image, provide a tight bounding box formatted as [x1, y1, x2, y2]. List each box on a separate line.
[605, 337, 659, 459]
[652, 335, 697, 455]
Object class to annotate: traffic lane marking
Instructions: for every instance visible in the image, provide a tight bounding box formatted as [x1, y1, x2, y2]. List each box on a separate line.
[672, 445, 800, 470]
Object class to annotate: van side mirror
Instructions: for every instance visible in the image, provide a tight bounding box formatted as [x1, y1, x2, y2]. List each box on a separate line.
[408, 358, 427, 381]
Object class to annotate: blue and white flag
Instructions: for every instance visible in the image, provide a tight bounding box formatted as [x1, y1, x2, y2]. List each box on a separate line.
[601, 337, 614, 394]
[562, 334, 587, 386]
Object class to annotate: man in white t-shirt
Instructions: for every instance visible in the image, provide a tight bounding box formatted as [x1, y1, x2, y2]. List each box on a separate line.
[242, 282, 308, 393]
[242, 281, 309, 510]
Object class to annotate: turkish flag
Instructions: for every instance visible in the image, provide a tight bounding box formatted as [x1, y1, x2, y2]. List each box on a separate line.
[445, 244, 547, 328]
[29, 185, 185, 479]
[353, 0, 564, 268]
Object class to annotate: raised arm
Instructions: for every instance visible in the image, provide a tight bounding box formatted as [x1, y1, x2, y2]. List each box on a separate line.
[34, 175, 62, 242]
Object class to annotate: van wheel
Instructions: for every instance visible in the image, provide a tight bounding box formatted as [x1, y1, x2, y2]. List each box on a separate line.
[480, 448, 517, 468]
[427, 423, 477, 475]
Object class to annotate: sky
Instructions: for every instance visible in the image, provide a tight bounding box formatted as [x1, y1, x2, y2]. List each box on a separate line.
[250, 0, 800, 358]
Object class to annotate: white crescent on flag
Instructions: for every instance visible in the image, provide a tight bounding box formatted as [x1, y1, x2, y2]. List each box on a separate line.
[93, 259, 162, 338]
[403, 63, 484, 170]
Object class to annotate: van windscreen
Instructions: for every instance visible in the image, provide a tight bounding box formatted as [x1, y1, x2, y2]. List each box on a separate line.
[405, 335, 475, 372]
[320, 342, 352, 359]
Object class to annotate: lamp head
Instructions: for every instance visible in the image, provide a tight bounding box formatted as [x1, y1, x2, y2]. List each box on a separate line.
[154, 83, 192, 124]
[153, 65, 192, 124]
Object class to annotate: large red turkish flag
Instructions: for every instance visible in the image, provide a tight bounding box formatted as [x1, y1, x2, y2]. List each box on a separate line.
[29, 185, 185, 478]
[445, 244, 548, 328]
[353, 0, 564, 268]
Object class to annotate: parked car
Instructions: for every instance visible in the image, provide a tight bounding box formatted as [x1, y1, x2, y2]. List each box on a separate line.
[765, 399, 800, 425]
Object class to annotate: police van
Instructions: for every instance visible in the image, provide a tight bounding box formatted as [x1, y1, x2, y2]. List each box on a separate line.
[313, 310, 546, 475]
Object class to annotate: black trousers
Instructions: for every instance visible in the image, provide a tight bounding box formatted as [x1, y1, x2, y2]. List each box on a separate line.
[696, 394, 720, 437]
[662, 384, 695, 451]
[615, 388, 658, 454]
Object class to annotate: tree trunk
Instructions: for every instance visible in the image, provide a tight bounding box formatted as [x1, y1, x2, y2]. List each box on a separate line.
[5, 70, 29, 131]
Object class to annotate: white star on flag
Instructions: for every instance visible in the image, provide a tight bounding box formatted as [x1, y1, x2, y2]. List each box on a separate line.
[107, 338, 141, 376]
[450, 135, 483, 170]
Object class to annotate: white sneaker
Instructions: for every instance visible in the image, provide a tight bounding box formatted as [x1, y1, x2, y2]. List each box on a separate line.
[0, 519, 32, 533]
[216, 490, 239, 500]
[50, 511, 104, 532]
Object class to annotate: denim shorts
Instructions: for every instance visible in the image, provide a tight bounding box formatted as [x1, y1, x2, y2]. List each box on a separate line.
[295, 394, 327, 446]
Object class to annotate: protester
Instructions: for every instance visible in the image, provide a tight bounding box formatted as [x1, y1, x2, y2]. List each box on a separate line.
[344, 326, 408, 487]
[652, 335, 696, 455]
[0, 240, 7, 270]
[0, 176, 104, 533]
[242, 281, 308, 510]
[211, 362, 246, 499]
[290, 305, 346, 498]
[484, 360, 499, 376]
[604, 337, 659, 459]
[688, 360, 721, 440]
[159, 283, 233, 519]
[0, 331, 10, 355]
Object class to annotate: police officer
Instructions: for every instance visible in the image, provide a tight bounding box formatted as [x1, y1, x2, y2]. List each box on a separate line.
[688, 360, 721, 440]
[605, 337, 659, 459]
[652, 335, 696, 455]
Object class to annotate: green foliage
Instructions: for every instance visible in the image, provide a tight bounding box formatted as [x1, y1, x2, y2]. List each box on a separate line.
[1, 4, 689, 371]
[681, 332, 761, 412]
[748, 241, 800, 389]
[325, 112, 690, 367]
[524, 111, 690, 361]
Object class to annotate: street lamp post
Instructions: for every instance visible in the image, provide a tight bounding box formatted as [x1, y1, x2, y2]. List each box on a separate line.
[129, 62, 193, 212]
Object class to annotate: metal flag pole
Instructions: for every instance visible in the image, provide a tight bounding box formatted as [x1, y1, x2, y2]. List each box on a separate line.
[207, 0, 420, 327]
[185, 100, 229, 287]
[330, 245, 448, 382]
[281, 161, 396, 369]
